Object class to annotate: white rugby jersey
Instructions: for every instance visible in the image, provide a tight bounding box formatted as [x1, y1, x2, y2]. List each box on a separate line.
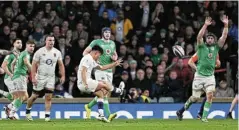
[77, 54, 99, 82]
[33, 47, 62, 76]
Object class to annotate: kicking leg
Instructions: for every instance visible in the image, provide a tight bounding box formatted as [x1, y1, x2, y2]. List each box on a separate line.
[94, 89, 109, 123]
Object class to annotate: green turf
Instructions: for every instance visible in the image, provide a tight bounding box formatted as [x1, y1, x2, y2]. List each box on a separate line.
[0, 119, 237, 130]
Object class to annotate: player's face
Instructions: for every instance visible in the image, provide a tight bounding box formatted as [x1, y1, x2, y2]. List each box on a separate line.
[26, 44, 35, 53]
[206, 36, 215, 45]
[14, 40, 22, 50]
[103, 31, 111, 40]
[46, 37, 55, 48]
[94, 51, 102, 60]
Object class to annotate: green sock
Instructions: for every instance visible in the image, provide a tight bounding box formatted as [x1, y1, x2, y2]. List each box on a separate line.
[104, 97, 111, 117]
[6, 93, 13, 101]
[202, 101, 212, 119]
[13, 99, 22, 110]
[88, 97, 97, 108]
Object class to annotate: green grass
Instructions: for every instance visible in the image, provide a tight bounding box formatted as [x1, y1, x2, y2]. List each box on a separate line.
[0, 119, 237, 130]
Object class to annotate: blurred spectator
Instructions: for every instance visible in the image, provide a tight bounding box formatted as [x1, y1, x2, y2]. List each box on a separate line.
[215, 79, 234, 97]
[110, 9, 133, 44]
[129, 60, 137, 80]
[56, 1, 68, 19]
[24, 1, 36, 21]
[165, 70, 184, 102]
[48, 10, 63, 26]
[139, 90, 151, 103]
[3, 7, 14, 25]
[72, 22, 88, 44]
[185, 44, 195, 56]
[67, 10, 77, 30]
[143, 32, 153, 55]
[56, 36, 70, 59]
[29, 24, 44, 48]
[152, 74, 167, 100]
[135, 46, 146, 68]
[12, 1, 21, 18]
[118, 44, 128, 60]
[69, 38, 86, 66]
[132, 69, 152, 93]
[127, 88, 140, 103]
[151, 3, 166, 30]
[63, 71, 77, 97]
[151, 46, 161, 66]
[99, 2, 117, 21]
[65, 30, 73, 47]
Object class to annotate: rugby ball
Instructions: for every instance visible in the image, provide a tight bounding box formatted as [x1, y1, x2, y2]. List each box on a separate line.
[172, 45, 185, 58]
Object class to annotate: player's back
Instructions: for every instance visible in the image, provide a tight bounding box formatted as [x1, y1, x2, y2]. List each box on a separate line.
[77, 54, 98, 81]
[34, 47, 62, 76]
[12, 51, 30, 79]
[197, 43, 219, 76]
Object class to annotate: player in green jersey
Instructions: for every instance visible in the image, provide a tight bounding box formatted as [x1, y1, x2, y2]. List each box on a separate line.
[83, 27, 125, 122]
[1, 39, 22, 115]
[7, 40, 35, 120]
[176, 15, 229, 122]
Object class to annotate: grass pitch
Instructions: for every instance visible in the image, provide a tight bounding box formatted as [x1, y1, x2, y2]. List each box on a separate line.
[0, 119, 237, 130]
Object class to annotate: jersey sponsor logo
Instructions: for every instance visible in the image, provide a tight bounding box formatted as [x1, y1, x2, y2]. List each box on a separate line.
[46, 59, 53, 65]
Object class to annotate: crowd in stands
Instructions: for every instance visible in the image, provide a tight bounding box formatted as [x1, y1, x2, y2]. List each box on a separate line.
[0, 1, 238, 103]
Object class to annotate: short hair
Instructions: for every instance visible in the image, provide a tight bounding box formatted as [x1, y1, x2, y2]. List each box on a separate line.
[206, 32, 217, 41]
[13, 38, 22, 44]
[44, 35, 55, 41]
[92, 45, 103, 54]
[26, 40, 35, 45]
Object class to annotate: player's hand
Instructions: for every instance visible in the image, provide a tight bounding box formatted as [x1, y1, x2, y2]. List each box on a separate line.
[204, 17, 212, 26]
[111, 55, 117, 61]
[60, 76, 65, 84]
[221, 15, 228, 26]
[115, 58, 123, 67]
[32, 77, 38, 86]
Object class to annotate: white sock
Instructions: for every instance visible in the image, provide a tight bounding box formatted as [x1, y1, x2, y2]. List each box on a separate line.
[45, 111, 50, 115]
[98, 109, 104, 116]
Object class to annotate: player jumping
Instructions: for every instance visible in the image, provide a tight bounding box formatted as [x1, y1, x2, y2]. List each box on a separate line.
[7, 40, 35, 119]
[1, 38, 22, 116]
[78, 45, 123, 122]
[176, 15, 229, 122]
[188, 52, 220, 119]
[83, 27, 125, 121]
[26, 35, 65, 122]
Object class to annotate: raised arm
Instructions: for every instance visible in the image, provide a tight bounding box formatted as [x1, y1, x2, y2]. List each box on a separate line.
[83, 46, 92, 56]
[218, 15, 229, 48]
[96, 59, 122, 70]
[197, 17, 212, 45]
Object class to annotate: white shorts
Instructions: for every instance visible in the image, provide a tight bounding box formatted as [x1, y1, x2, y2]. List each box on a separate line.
[4, 77, 16, 93]
[192, 72, 215, 98]
[33, 75, 55, 91]
[77, 78, 99, 93]
[94, 70, 113, 83]
[13, 75, 27, 92]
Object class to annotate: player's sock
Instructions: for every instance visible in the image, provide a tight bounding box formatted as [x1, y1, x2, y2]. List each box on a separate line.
[198, 97, 207, 115]
[45, 111, 50, 118]
[7, 103, 13, 109]
[0, 90, 13, 101]
[88, 96, 97, 108]
[202, 101, 211, 119]
[26, 107, 31, 114]
[97, 98, 104, 116]
[103, 97, 111, 117]
[10, 99, 22, 117]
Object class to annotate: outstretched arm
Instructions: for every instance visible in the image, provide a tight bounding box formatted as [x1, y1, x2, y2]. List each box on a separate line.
[218, 15, 229, 48]
[197, 17, 212, 45]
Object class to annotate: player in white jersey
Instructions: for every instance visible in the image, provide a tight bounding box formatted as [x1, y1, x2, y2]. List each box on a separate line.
[25, 35, 65, 122]
[78, 45, 123, 122]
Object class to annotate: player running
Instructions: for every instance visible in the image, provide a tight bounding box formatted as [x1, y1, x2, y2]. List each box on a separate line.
[188, 52, 220, 119]
[83, 27, 125, 121]
[176, 15, 229, 122]
[1, 38, 22, 116]
[7, 40, 35, 120]
[78, 45, 123, 122]
[25, 35, 65, 122]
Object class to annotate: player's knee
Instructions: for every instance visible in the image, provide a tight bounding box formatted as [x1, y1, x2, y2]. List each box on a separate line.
[190, 96, 199, 103]
[45, 93, 53, 102]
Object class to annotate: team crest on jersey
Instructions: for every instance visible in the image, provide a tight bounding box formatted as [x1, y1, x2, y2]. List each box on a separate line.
[106, 49, 111, 54]
[208, 53, 213, 59]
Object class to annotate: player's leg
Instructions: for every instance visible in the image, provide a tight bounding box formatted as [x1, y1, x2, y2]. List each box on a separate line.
[177, 79, 202, 121]
[26, 75, 45, 121]
[227, 94, 238, 119]
[201, 77, 216, 122]
[1, 78, 15, 101]
[44, 76, 55, 122]
[197, 97, 207, 119]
